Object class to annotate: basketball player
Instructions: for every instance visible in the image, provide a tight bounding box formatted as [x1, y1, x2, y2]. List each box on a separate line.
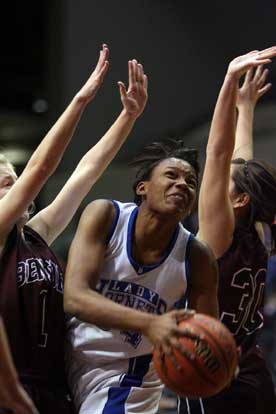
[180, 48, 276, 413]
[0, 45, 148, 414]
[64, 138, 219, 414]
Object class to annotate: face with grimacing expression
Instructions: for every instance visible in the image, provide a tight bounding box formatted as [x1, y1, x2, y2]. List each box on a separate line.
[136, 158, 198, 220]
[0, 163, 30, 225]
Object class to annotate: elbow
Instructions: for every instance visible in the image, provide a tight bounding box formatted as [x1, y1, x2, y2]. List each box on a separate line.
[64, 290, 83, 318]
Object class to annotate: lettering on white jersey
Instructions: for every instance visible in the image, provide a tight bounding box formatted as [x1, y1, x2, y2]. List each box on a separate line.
[97, 279, 167, 348]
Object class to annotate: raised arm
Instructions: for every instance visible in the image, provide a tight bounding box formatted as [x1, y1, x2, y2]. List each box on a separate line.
[0, 44, 109, 242]
[234, 65, 271, 160]
[0, 317, 38, 414]
[198, 47, 276, 258]
[28, 60, 148, 245]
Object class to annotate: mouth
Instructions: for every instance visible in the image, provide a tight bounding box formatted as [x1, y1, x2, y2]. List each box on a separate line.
[167, 193, 186, 201]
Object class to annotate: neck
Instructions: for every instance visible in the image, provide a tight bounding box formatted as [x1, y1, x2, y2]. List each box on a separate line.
[131, 205, 179, 265]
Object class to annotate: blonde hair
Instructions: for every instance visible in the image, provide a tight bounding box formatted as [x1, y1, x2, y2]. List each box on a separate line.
[0, 153, 16, 173]
[0, 153, 35, 216]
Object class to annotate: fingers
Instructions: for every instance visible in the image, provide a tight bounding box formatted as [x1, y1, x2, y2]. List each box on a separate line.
[258, 45, 276, 58]
[128, 60, 135, 90]
[98, 60, 109, 81]
[174, 308, 195, 324]
[143, 74, 148, 90]
[118, 81, 127, 101]
[243, 67, 253, 85]
[256, 67, 269, 87]
[95, 44, 109, 74]
[258, 82, 272, 97]
[137, 63, 144, 84]
[156, 338, 194, 374]
[254, 64, 264, 79]
[128, 59, 147, 89]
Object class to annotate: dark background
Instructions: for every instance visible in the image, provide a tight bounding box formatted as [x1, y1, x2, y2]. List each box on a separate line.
[1, 0, 276, 253]
[1, 0, 276, 392]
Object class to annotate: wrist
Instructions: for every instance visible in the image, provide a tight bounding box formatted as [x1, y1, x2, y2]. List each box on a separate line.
[236, 103, 255, 113]
[73, 92, 91, 109]
[120, 108, 139, 122]
[140, 313, 158, 337]
[225, 71, 240, 84]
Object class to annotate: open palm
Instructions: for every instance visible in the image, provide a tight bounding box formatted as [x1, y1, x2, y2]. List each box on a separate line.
[118, 59, 148, 118]
[228, 46, 276, 79]
[77, 44, 109, 103]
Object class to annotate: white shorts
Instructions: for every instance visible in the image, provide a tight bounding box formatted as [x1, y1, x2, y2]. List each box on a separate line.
[67, 353, 163, 414]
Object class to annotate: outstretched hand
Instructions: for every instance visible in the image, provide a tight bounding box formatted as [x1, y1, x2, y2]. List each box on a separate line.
[77, 44, 109, 103]
[227, 46, 276, 81]
[237, 65, 272, 109]
[118, 59, 148, 118]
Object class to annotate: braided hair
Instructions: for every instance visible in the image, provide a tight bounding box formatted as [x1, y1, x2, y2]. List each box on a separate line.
[130, 138, 199, 205]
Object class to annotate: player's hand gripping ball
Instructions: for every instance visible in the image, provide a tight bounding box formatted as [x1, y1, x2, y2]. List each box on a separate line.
[153, 313, 238, 398]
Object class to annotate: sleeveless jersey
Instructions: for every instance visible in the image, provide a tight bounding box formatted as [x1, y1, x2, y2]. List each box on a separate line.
[67, 200, 193, 361]
[0, 225, 66, 386]
[217, 224, 268, 358]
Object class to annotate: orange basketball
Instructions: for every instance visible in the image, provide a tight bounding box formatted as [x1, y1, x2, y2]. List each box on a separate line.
[153, 313, 238, 398]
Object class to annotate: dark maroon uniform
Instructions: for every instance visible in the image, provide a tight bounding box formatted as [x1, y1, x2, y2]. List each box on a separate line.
[0, 225, 74, 414]
[180, 225, 276, 414]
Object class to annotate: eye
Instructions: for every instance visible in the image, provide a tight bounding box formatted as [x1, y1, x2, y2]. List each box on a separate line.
[187, 177, 197, 188]
[165, 171, 177, 179]
[2, 178, 14, 187]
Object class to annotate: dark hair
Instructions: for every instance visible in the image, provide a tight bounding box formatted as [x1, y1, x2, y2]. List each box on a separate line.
[231, 158, 276, 254]
[130, 138, 200, 205]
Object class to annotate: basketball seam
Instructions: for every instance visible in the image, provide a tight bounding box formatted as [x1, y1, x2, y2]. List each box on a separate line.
[173, 342, 218, 387]
[190, 319, 231, 380]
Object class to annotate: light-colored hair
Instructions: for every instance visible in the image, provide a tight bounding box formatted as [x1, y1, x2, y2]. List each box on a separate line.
[0, 153, 16, 173]
[0, 153, 35, 216]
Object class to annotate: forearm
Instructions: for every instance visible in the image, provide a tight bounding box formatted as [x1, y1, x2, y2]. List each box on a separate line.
[65, 287, 156, 334]
[38, 110, 138, 243]
[76, 109, 137, 183]
[207, 74, 238, 160]
[234, 105, 254, 160]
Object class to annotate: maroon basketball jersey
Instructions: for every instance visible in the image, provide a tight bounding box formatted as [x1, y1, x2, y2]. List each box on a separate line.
[217, 225, 267, 358]
[0, 225, 66, 385]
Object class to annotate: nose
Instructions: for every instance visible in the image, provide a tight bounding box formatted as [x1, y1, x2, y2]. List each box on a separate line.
[175, 177, 188, 188]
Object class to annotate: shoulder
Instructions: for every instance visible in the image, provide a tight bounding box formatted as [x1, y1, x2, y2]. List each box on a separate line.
[189, 237, 218, 283]
[77, 199, 118, 243]
[82, 199, 116, 218]
[190, 237, 216, 262]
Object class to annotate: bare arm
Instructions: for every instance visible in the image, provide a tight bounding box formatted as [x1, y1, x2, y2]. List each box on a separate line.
[64, 200, 159, 332]
[198, 47, 276, 258]
[0, 45, 109, 243]
[28, 60, 148, 245]
[0, 317, 38, 414]
[188, 238, 219, 318]
[64, 200, 201, 359]
[234, 65, 271, 160]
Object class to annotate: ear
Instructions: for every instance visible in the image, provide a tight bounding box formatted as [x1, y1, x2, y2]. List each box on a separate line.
[136, 181, 148, 198]
[233, 192, 250, 208]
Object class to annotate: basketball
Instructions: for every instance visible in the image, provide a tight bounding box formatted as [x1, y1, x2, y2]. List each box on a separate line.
[153, 313, 238, 399]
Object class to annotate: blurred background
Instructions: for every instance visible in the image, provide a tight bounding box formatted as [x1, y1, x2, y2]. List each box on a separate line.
[1, 1, 276, 411]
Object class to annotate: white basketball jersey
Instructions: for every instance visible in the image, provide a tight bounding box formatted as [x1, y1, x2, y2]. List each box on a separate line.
[67, 200, 193, 362]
